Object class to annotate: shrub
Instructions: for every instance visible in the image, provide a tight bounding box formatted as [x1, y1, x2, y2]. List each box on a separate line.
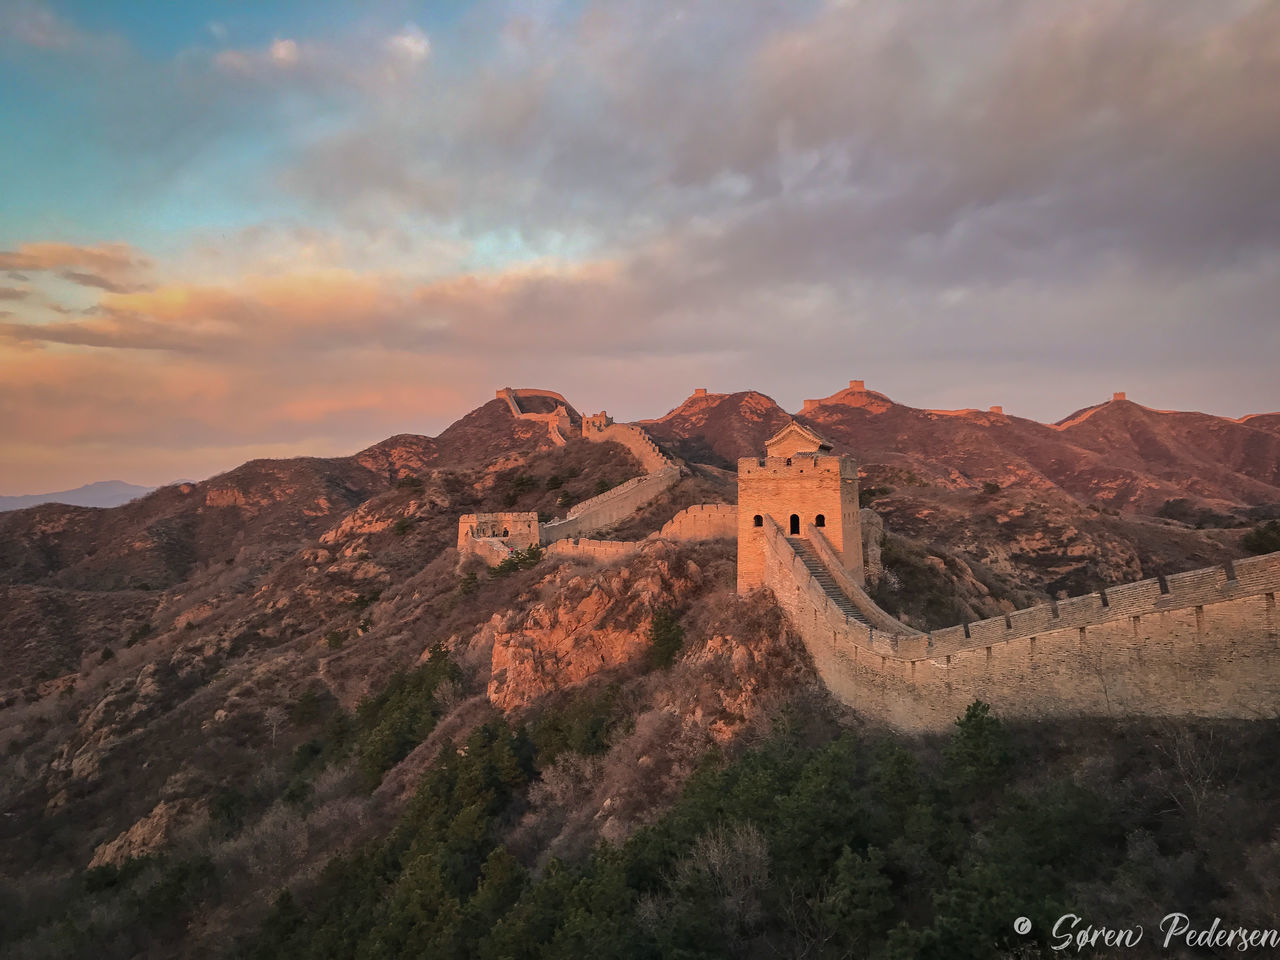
[346, 590, 382, 611]
[528, 684, 623, 764]
[353, 647, 463, 789]
[325, 630, 346, 650]
[1243, 520, 1280, 555]
[126, 622, 153, 646]
[393, 517, 413, 536]
[944, 700, 1012, 790]
[492, 545, 543, 576]
[396, 475, 424, 489]
[99, 646, 115, 662]
[646, 607, 685, 669]
[981, 480, 1000, 495]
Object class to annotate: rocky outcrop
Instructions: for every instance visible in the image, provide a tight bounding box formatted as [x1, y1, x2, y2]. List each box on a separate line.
[481, 543, 711, 710]
[88, 797, 209, 868]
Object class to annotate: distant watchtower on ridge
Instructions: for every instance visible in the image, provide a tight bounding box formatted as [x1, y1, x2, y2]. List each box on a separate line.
[737, 421, 863, 593]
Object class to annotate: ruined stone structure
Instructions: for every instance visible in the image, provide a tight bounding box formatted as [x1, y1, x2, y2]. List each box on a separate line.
[457, 386, 1280, 732]
[582, 411, 613, 434]
[456, 512, 540, 565]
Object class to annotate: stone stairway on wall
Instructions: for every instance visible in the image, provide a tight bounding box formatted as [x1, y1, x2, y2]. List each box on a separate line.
[786, 536, 869, 625]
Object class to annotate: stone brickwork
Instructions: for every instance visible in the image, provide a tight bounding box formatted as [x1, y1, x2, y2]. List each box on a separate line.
[586, 422, 671, 473]
[544, 538, 640, 564]
[655, 503, 737, 541]
[460, 384, 1280, 735]
[738, 451, 863, 593]
[760, 514, 1280, 732]
[457, 512, 539, 555]
[582, 411, 613, 433]
[540, 466, 681, 543]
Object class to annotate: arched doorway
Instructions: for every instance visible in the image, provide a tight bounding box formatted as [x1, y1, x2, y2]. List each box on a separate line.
[789, 514, 800, 535]
[753, 514, 763, 527]
[814, 514, 825, 527]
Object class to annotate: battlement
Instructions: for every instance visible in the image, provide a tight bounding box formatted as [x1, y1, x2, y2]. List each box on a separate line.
[924, 551, 1280, 654]
[582, 411, 613, 433]
[757, 509, 1280, 731]
[738, 454, 856, 478]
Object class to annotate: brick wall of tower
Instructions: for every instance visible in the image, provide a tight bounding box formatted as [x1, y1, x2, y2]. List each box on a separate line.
[737, 453, 862, 593]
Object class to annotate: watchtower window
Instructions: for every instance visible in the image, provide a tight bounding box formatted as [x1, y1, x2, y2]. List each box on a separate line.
[753, 514, 763, 527]
[502, 528, 509, 537]
[814, 514, 825, 527]
[785, 457, 792, 466]
[789, 514, 800, 535]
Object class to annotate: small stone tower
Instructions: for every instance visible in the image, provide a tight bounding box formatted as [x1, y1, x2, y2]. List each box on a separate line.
[737, 421, 863, 593]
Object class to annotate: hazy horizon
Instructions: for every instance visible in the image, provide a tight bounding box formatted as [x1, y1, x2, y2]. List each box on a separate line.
[4, 378, 1278, 496]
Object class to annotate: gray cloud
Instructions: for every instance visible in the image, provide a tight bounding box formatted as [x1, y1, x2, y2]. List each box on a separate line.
[6, 0, 1278, 494]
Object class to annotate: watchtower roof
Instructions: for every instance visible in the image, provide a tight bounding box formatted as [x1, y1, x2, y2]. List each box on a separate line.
[764, 420, 833, 457]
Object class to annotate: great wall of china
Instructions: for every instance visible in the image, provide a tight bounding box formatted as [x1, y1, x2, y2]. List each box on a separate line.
[459, 388, 1280, 731]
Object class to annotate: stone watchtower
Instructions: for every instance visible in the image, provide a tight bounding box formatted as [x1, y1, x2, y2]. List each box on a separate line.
[737, 421, 863, 593]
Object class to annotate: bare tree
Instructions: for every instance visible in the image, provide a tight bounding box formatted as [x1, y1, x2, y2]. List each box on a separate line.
[263, 706, 288, 747]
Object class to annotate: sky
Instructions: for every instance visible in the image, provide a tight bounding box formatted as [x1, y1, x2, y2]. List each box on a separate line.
[1, 0, 1278, 493]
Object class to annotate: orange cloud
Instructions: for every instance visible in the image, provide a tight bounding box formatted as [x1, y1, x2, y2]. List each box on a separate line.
[0, 242, 148, 275]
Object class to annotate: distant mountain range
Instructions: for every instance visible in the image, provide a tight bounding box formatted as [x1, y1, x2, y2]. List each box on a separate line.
[0, 480, 155, 512]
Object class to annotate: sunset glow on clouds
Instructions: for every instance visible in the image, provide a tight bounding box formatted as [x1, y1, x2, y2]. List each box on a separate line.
[2, 0, 1278, 492]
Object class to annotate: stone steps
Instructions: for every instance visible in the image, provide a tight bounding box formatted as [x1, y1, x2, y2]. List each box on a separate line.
[786, 537, 869, 624]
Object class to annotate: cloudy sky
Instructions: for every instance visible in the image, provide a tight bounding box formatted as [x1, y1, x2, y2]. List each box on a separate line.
[2, 0, 1277, 492]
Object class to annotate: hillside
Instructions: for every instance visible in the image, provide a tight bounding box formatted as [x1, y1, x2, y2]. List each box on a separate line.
[1, 383, 1278, 958]
[648, 385, 1280, 516]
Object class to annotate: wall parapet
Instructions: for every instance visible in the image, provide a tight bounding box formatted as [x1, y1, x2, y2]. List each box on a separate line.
[590, 423, 672, 473]
[924, 552, 1280, 655]
[757, 521, 1280, 731]
[545, 538, 642, 564]
[803, 523, 922, 635]
[540, 466, 681, 544]
[652, 503, 737, 541]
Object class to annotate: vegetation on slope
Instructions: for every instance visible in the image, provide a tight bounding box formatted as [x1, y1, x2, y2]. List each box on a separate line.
[237, 700, 1280, 960]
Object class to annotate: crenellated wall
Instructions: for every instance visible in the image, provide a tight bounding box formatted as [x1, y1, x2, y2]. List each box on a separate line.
[539, 466, 681, 543]
[654, 503, 737, 541]
[587, 422, 671, 473]
[759, 514, 1280, 732]
[544, 538, 641, 564]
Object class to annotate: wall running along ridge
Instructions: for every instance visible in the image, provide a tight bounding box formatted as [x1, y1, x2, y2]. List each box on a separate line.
[760, 513, 1280, 732]
[498, 387, 573, 446]
[544, 503, 738, 563]
[460, 399, 688, 560]
[539, 466, 681, 543]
